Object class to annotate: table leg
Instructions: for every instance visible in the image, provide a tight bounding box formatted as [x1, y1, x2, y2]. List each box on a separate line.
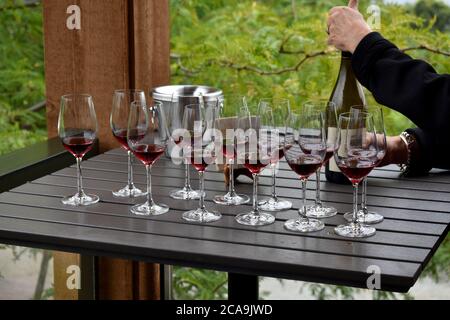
[160, 264, 173, 300]
[228, 273, 259, 300]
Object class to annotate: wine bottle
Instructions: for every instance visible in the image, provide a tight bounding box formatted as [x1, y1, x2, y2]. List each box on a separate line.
[326, 51, 366, 184]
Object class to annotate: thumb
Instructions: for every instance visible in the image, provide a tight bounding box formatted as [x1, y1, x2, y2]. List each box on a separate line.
[348, 0, 359, 10]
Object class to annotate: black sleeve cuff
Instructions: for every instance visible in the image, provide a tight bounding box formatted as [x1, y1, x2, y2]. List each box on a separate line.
[351, 32, 396, 87]
[405, 128, 432, 175]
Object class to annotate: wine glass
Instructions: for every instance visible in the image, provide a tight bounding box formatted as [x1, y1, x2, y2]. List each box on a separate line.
[182, 102, 222, 223]
[213, 96, 250, 206]
[58, 94, 99, 206]
[169, 93, 202, 200]
[334, 111, 378, 238]
[257, 98, 293, 212]
[235, 107, 276, 226]
[303, 100, 338, 218]
[127, 100, 170, 216]
[110, 89, 147, 198]
[344, 105, 387, 224]
[284, 112, 327, 233]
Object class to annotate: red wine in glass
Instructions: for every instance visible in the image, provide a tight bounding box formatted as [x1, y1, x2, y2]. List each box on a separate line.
[288, 154, 323, 178]
[132, 144, 166, 166]
[62, 131, 95, 158]
[244, 152, 270, 174]
[113, 128, 146, 151]
[338, 160, 376, 184]
[324, 148, 335, 163]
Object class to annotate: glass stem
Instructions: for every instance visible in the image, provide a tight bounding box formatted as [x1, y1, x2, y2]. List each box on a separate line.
[127, 150, 133, 189]
[76, 157, 83, 198]
[300, 179, 308, 221]
[352, 182, 359, 224]
[184, 163, 191, 189]
[315, 168, 322, 207]
[252, 173, 259, 215]
[199, 171, 205, 210]
[271, 164, 277, 200]
[229, 160, 235, 195]
[362, 178, 368, 214]
[146, 165, 154, 207]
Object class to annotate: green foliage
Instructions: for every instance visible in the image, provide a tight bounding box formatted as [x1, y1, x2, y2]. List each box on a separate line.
[413, 0, 450, 32]
[302, 283, 357, 300]
[0, 0, 46, 155]
[170, 0, 450, 136]
[173, 267, 228, 300]
[422, 234, 450, 281]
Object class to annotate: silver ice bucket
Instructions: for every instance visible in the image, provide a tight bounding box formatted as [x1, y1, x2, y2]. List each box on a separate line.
[152, 85, 223, 158]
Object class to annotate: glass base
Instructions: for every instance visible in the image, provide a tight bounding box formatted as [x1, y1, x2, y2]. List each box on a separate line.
[182, 208, 222, 223]
[62, 193, 100, 206]
[284, 218, 324, 233]
[214, 192, 250, 206]
[306, 204, 338, 218]
[112, 184, 146, 198]
[258, 197, 292, 212]
[235, 211, 275, 226]
[170, 187, 202, 200]
[130, 201, 169, 216]
[334, 222, 376, 238]
[344, 211, 384, 224]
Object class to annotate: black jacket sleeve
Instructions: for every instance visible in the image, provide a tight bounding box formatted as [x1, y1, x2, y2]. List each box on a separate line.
[351, 32, 450, 171]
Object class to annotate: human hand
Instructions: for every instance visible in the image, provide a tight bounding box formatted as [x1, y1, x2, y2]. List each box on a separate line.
[377, 136, 408, 167]
[327, 0, 372, 53]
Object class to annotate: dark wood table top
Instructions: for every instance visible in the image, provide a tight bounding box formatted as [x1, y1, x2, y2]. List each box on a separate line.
[0, 148, 448, 292]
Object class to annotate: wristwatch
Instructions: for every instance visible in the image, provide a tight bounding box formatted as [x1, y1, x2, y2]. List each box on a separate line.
[398, 131, 418, 175]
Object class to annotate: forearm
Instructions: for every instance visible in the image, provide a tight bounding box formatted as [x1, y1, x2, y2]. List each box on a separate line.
[351, 32, 450, 136]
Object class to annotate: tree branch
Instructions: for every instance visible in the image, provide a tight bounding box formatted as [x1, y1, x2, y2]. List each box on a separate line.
[171, 44, 449, 78]
[218, 50, 330, 75]
[401, 45, 450, 57]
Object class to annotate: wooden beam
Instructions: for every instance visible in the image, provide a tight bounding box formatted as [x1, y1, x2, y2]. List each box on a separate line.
[43, 0, 170, 300]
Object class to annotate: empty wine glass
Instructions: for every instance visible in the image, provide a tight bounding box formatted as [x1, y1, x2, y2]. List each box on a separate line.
[334, 111, 378, 238]
[169, 94, 202, 200]
[213, 96, 250, 206]
[58, 94, 99, 206]
[303, 100, 338, 218]
[110, 89, 147, 198]
[235, 107, 276, 226]
[284, 111, 327, 233]
[182, 102, 222, 223]
[257, 98, 293, 212]
[127, 100, 170, 216]
[344, 105, 387, 224]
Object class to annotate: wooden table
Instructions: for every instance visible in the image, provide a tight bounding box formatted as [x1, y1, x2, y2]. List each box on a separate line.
[0, 148, 448, 297]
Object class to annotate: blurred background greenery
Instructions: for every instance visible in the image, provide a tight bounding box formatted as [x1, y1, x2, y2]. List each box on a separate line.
[0, 0, 448, 300]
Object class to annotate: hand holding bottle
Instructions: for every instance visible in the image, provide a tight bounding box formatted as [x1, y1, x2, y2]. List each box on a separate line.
[327, 0, 372, 53]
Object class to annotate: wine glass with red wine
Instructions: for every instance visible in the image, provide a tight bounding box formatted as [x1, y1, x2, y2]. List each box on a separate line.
[127, 100, 170, 216]
[235, 107, 276, 226]
[334, 111, 378, 238]
[344, 105, 387, 224]
[182, 102, 222, 223]
[58, 94, 99, 206]
[302, 100, 338, 219]
[213, 96, 251, 206]
[110, 89, 147, 198]
[257, 98, 293, 212]
[284, 112, 327, 233]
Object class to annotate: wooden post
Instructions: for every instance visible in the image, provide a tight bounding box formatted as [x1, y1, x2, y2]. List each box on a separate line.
[43, 0, 170, 300]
